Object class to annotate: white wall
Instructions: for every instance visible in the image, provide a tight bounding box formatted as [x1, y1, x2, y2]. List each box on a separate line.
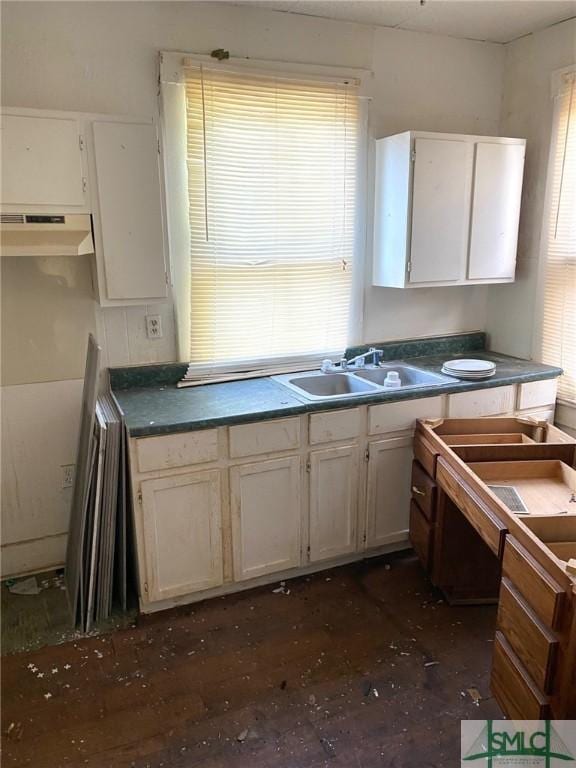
[486, 18, 576, 360]
[1, 1, 506, 575]
[364, 26, 503, 341]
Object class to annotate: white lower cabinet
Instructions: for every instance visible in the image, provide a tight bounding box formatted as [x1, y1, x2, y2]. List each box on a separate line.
[140, 470, 223, 602]
[230, 456, 302, 581]
[365, 435, 414, 549]
[309, 445, 359, 562]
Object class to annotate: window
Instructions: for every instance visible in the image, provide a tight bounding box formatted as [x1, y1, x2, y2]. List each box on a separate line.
[178, 63, 361, 378]
[541, 70, 576, 403]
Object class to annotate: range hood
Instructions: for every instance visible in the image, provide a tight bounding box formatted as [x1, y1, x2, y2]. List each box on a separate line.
[0, 213, 95, 257]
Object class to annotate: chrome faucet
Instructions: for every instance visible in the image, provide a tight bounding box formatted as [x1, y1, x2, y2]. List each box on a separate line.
[321, 347, 384, 373]
[346, 347, 384, 369]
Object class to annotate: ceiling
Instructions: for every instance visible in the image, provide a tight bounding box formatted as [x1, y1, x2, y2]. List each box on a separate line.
[231, 0, 576, 43]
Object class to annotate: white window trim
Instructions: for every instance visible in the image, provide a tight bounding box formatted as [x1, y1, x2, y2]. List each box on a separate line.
[531, 64, 576, 367]
[159, 51, 372, 367]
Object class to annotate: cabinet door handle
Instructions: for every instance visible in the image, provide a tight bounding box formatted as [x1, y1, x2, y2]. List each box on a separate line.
[412, 485, 426, 497]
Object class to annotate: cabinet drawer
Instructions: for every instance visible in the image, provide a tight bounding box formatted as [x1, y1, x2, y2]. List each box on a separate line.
[502, 537, 565, 629]
[368, 396, 444, 435]
[411, 460, 436, 521]
[447, 385, 515, 418]
[491, 631, 550, 719]
[413, 434, 438, 478]
[229, 418, 300, 458]
[136, 430, 219, 473]
[309, 408, 361, 445]
[517, 379, 558, 411]
[436, 458, 507, 557]
[497, 578, 558, 693]
[409, 501, 433, 571]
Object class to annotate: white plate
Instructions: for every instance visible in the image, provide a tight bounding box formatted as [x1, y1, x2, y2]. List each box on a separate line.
[441, 368, 496, 380]
[442, 358, 495, 373]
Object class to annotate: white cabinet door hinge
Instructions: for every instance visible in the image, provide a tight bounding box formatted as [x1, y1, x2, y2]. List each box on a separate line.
[306, 459, 311, 473]
[410, 149, 416, 163]
[82, 177, 87, 193]
[364, 447, 370, 462]
[407, 261, 412, 275]
[137, 490, 143, 505]
[79, 135, 85, 151]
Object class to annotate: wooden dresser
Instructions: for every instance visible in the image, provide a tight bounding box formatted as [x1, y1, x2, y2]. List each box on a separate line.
[411, 417, 576, 719]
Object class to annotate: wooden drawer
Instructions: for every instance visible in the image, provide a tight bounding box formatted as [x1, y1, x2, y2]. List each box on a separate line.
[502, 537, 565, 629]
[436, 458, 507, 558]
[447, 385, 515, 418]
[413, 433, 438, 478]
[409, 501, 433, 571]
[497, 578, 558, 693]
[136, 429, 219, 473]
[229, 417, 300, 458]
[411, 460, 436, 521]
[368, 396, 444, 435]
[309, 408, 361, 445]
[517, 379, 558, 411]
[491, 631, 550, 719]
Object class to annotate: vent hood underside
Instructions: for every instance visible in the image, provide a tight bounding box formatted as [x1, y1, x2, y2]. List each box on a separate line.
[0, 214, 95, 257]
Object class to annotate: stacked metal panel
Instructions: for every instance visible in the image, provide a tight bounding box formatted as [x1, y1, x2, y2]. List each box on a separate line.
[65, 336, 132, 632]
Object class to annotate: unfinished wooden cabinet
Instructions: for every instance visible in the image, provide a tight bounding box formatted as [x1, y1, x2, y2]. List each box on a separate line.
[309, 445, 359, 562]
[410, 416, 576, 718]
[366, 435, 414, 549]
[373, 131, 525, 288]
[139, 470, 223, 602]
[230, 456, 302, 581]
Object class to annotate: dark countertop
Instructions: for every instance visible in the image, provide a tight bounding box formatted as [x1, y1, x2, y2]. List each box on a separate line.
[112, 350, 562, 438]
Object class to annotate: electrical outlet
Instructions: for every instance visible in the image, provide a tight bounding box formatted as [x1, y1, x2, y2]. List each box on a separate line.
[62, 464, 75, 489]
[146, 314, 163, 339]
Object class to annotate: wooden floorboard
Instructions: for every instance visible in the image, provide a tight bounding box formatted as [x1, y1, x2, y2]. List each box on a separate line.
[1, 553, 501, 767]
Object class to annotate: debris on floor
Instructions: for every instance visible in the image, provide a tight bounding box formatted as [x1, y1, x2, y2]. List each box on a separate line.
[466, 686, 483, 706]
[7, 576, 42, 596]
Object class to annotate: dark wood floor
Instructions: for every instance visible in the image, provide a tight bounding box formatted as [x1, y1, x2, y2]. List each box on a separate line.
[2, 553, 501, 767]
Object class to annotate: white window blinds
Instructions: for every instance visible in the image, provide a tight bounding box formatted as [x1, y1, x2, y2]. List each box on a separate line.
[541, 72, 576, 403]
[182, 65, 359, 378]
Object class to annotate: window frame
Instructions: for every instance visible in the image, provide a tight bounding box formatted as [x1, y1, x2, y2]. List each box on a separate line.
[159, 51, 371, 372]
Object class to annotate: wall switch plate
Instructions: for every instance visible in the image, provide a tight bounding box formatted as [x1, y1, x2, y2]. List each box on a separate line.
[146, 314, 163, 339]
[61, 464, 75, 489]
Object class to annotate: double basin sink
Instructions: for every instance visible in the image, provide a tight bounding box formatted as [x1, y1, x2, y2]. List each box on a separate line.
[273, 364, 452, 401]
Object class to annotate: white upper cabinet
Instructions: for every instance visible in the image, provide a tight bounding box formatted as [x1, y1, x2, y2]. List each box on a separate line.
[89, 119, 168, 304]
[1, 107, 169, 306]
[409, 138, 473, 284]
[0, 111, 88, 212]
[372, 131, 526, 288]
[468, 142, 525, 281]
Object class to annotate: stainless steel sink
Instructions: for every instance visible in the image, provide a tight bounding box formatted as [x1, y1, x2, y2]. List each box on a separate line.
[354, 364, 451, 389]
[273, 364, 451, 401]
[273, 372, 380, 400]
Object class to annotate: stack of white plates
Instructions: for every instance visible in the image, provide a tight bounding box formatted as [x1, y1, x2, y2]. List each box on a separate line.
[441, 359, 496, 380]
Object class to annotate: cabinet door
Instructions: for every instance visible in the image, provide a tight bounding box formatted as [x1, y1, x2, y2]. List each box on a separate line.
[468, 142, 525, 280]
[1, 113, 86, 208]
[409, 138, 473, 284]
[309, 445, 359, 562]
[140, 470, 223, 602]
[366, 436, 413, 549]
[91, 120, 167, 301]
[231, 457, 301, 581]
